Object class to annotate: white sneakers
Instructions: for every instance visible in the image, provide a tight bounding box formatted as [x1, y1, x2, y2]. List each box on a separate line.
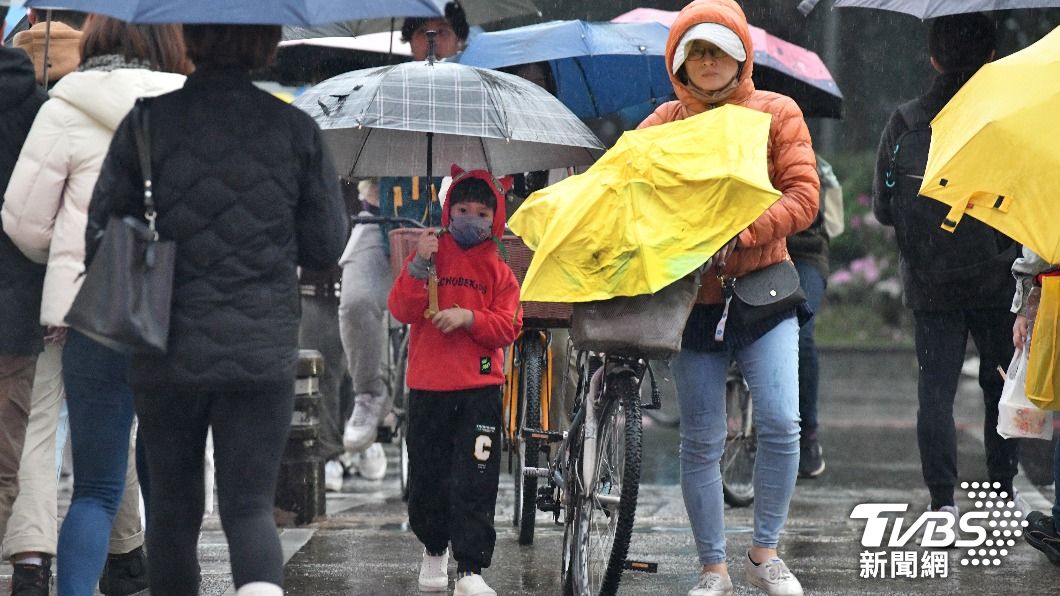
[324, 460, 344, 492]
[418, 549, 449, 592]
[343, 392, 386, 452]
[744, 552, 804, 596]
[235, 582, 283, 595]
[453, 573, 496, 596]
[358, 443, 388, 481]
[688, 570, 733, 596]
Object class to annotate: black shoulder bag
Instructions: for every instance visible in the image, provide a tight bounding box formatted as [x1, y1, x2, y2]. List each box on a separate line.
[65, 99, 176, 354]
[714, 260, 806, 341]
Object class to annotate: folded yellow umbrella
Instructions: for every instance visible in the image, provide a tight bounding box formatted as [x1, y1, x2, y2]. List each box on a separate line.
[508, 103, 781, 302]
[919, 25, 1060, 263]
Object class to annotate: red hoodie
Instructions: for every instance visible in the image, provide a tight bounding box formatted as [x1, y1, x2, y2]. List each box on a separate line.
[389, 166, 523, 391]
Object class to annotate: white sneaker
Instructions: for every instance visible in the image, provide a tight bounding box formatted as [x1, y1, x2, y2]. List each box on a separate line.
[418, 549, 449, 592]
[744, 552, 803, 596]
[324, 460, 344, 492]
[453, 573, 496, 596]
[235, 582, 283, 596]
[358, 443, 388, 481]
[1011, 488, 1032, 518]
[688, 570, 733, 596]
[343, 393, 386, 451]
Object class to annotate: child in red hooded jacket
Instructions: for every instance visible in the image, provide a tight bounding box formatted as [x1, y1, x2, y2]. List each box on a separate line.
[389, 165, 522, 596]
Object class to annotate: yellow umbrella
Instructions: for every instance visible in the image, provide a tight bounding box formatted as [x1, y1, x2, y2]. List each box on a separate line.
[919, 26, 1060, 263]
[508, 104, 781, 302]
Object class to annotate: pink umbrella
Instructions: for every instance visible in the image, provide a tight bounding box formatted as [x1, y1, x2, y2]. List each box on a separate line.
[612, 7, 843, 118]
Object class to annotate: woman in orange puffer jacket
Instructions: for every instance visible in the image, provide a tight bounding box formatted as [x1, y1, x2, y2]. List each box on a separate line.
[637, 1, 819, 595]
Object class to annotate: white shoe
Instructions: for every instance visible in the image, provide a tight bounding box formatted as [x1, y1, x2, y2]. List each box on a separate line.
[358, 443, 388, 481]
[688, 570, 733, 596]
[453, 573, 496, 596]
[235, 582, 283, 596]
[744, 552, 803, 596]
[324, 460, 344, 492]
[418, 549, 449, 592]
[343, 393, 386, 451]
[1012, 488, 1032, 518]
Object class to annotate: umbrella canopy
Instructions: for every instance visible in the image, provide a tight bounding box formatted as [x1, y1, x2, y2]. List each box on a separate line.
[508, 104, 781, 302]
[834, 0, 1060, 19]
[456, 20, 674, 119]
[292, 60, 605, 179]
[283, 0, 539, 40]
[919, 26, 1060, 262]
[23, 0, 445, 25]
[611, 8, 843, 119]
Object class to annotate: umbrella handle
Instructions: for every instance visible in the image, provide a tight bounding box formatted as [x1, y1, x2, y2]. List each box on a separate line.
[424, 266, 440, 319]
[939, 191, 1011, 233]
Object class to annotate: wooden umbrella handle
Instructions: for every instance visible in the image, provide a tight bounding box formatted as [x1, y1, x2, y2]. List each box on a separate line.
[424, 266, 440, 318]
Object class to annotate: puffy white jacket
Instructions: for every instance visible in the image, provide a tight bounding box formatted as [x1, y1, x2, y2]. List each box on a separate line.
[2, 67, 184, 327]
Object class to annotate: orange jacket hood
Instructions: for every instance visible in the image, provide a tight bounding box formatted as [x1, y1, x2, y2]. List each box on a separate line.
[667, 0, 756, 112]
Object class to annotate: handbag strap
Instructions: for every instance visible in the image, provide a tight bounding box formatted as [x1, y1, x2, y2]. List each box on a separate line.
[130, 98, 156, 240]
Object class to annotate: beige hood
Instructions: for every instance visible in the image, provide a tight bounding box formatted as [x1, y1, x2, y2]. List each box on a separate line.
[13, 21, 82, 84]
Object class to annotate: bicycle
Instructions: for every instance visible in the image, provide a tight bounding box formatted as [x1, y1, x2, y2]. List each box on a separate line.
[500, 234, 573, 546]
[524, 274, 701, 596]
[722, 360, 756, 507]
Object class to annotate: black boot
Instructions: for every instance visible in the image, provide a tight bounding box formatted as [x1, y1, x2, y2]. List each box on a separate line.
[98, 546, 150, 595]
[11, 556, 51, 596]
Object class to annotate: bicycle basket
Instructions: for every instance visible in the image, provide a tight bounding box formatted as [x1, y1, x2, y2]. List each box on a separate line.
[388, 228, 422, 279]
[570, 273, 701, 359]
[503, 235, 572, 327]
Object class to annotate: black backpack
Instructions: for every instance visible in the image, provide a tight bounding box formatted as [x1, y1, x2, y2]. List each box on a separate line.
[881, 100, 1017, 284]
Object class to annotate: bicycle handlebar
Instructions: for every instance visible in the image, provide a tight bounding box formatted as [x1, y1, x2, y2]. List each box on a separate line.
[350, 216, 427, 229]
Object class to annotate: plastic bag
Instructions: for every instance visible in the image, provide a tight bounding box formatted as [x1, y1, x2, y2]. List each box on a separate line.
[998, 349, 1052, 439]
[1027, 275, 1060, 410]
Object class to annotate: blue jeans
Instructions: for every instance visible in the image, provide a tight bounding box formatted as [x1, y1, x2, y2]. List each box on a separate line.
[793, 260, 826, 438]
[57, 330, 134, 596]
[672, 317, 801, 565]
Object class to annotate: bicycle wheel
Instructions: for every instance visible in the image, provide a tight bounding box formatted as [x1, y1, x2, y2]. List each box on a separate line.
[721, 367, 755, 508]
[571, 371, 642, 596]
[517, 335, 545, 545]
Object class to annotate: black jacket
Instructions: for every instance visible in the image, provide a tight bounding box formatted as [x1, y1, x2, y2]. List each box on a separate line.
[87, 68, 347, 390]
[872, 70, 1016, 311]
[0, 47, 47, 356]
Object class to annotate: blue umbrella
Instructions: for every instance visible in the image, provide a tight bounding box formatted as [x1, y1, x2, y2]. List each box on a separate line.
[22, 0, 447, 26]
[457, 20, 673, 119]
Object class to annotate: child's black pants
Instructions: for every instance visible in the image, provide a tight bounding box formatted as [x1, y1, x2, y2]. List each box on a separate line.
[407, 385, 502, 571]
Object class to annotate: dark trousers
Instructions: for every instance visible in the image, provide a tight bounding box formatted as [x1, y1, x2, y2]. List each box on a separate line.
[135, 381, 294, 594]
[407, 385, 502, 572]
[913, 308, 1020, 508]
[794, 260, 826, 439]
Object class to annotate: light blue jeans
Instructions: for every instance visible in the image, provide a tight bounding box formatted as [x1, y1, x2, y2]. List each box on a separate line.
[671, 317, 801, 565]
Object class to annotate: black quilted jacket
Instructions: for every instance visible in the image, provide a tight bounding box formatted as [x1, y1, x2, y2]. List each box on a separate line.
[86, 67, 347, 390]
[0, 47, 47, 356]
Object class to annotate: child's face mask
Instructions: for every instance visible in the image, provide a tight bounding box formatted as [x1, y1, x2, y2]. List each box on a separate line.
[449, 212, 493, 248]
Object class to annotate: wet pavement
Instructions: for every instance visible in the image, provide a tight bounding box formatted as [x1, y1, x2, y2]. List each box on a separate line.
[3, 348, 1057, 594]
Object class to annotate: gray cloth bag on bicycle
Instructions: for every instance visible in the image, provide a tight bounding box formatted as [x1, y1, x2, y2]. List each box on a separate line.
[570, 273, 701, 360]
